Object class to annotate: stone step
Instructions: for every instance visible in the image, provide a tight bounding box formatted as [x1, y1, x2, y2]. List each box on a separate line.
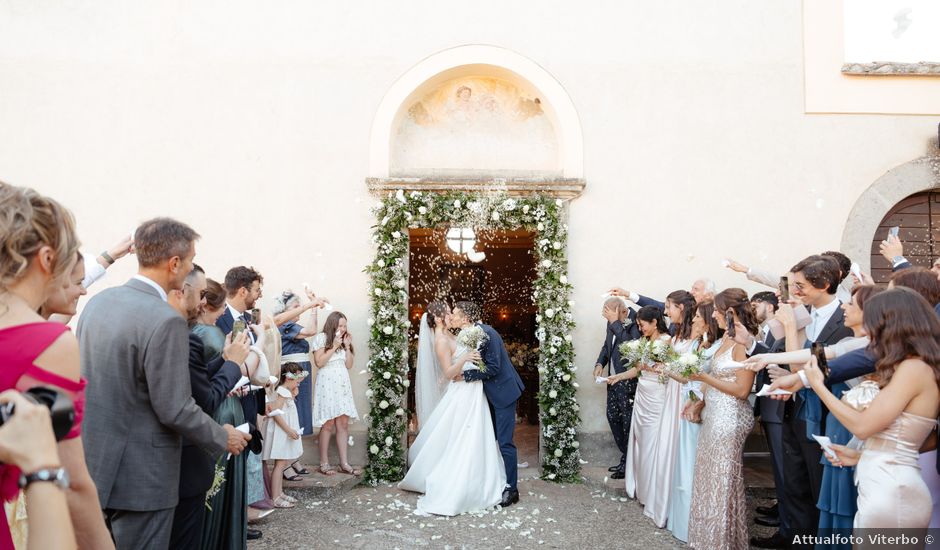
[282, 464, 363, 499]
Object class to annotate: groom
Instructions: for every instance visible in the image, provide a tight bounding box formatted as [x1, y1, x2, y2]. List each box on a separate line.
[452, 301, 525, 507]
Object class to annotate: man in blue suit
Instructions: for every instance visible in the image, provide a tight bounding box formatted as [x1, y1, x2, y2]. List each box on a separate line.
[452, 301, 525, 507]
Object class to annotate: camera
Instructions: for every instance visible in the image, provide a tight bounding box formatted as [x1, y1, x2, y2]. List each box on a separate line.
[0, 387, 75, 442]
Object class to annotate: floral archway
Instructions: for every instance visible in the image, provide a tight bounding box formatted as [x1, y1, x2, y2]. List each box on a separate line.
[363, 189, 581, 484]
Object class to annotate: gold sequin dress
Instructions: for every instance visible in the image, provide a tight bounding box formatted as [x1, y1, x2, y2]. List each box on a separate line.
[688, 344, 753, 550]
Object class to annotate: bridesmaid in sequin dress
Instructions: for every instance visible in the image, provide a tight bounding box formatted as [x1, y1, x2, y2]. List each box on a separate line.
[802, 288, 940, 532]
[688, 288, 757, 550]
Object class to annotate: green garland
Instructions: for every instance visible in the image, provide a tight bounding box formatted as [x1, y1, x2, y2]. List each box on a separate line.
[363, 189, 581, 484]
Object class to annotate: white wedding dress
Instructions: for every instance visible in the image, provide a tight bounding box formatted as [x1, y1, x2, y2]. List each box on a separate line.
[398, 343, 507, 516]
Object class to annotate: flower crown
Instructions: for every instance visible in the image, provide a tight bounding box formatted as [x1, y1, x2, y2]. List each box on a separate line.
[283, 371, 308, 381]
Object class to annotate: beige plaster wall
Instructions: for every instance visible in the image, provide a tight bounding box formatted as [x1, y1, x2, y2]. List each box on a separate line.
[1, 0, 939, 442]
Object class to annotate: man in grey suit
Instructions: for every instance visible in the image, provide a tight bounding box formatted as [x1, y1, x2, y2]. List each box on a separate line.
[78, 218, 251, 550]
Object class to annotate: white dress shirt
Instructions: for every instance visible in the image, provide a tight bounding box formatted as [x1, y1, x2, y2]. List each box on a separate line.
[132, 274, 168, 302]
[226, 302, 245, 322]
[806, 298, 841, 343]
[81, 254, 107, 289]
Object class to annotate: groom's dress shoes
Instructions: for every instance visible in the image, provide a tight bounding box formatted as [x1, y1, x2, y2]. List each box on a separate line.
[610, 468, 625, 480]
[499, 488, 520, 507]
[608, 465, 620, 472]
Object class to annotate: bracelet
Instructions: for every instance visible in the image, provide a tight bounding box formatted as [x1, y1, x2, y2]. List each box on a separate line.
[100, 251, 115, 265]
[797, 370, 809, 386]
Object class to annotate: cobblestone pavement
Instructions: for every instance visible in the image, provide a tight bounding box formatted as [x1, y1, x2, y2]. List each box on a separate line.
[248, 466, 778, 550]
[248, 478, 688, 549]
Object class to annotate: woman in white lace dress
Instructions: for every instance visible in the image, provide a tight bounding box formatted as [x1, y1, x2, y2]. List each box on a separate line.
[312, 311, 360, 476]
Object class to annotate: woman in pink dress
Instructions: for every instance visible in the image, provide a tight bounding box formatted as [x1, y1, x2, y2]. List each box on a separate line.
[0, 182, 112, 549]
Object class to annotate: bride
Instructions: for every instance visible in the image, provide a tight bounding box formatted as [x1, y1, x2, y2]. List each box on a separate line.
[398, 301, 507, 516]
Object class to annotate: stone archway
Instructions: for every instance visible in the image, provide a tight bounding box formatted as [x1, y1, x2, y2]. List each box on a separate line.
[840, 152, 940, 273]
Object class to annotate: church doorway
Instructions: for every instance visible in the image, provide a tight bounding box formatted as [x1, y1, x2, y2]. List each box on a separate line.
[405, 227, 540, 469]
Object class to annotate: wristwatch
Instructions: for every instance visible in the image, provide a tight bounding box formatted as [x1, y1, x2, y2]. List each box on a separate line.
[19, 467, 70, 490]
[892, 255, 906, 265]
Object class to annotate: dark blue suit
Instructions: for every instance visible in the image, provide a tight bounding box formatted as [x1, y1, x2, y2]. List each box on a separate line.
[216, 309, 264, 431]
[462, 323, 525, 489]
[635, 294, 665, 311]
[778, 306, 853, 537]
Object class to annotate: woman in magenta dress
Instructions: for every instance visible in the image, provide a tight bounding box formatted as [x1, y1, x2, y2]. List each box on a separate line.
[0, 182, 112, 549]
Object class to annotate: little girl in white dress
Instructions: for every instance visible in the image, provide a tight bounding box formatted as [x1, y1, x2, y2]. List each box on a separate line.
[264, 362, 307, 508]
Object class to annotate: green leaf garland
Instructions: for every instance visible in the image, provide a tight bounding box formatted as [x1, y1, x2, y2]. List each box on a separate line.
[363, 189, 581, 484]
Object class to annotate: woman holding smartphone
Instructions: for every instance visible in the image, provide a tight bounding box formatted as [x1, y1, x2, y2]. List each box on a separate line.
[687, 288, 757, 550]
[312, 311, 360, 476]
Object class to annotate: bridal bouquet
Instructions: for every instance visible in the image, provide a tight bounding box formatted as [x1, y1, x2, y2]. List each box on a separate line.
[457, 325, 489, 372]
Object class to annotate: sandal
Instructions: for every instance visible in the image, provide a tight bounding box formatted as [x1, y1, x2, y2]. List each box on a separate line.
[282, 471, 303, 482]
[290, 461, 310, 475]
[282, 494, 297, 503]
[273, 495, 295, 509]
[319, 463, 336, 476]
[339, 463, 362, 476]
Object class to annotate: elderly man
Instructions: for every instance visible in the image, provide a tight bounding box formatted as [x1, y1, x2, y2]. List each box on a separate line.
[607, 277, 715, 311]
[593, 297, 641, 479]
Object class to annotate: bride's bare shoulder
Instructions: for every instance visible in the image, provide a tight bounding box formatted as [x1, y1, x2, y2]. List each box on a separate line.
[435, 331, 456, 350]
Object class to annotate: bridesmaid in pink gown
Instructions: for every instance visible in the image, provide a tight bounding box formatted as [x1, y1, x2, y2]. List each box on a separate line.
[0, 182, 112, 549]
[802, 288, 940, 531]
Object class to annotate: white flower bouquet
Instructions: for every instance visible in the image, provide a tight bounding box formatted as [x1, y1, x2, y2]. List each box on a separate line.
[648, 336, 675, 365]
[457, 325, 489, 372]
[620, 336, 676, 383]
[618, 338, 648, 368]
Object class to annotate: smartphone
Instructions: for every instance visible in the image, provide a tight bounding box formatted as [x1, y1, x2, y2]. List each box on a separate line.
[232, 319, 246, 340]
[889, 226, 900, 239]
[850, 262, 862, 280]
[779, 276, 789, 302]
[251, 308, 260, 325]
[725, 310, 736, 338]
[811, 341, 830, 377]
